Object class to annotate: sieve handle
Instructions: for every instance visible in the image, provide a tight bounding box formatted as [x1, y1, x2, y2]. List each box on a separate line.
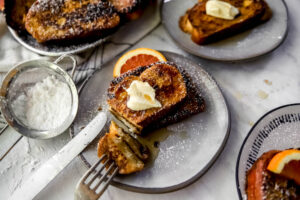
[54, 54, 77, 78]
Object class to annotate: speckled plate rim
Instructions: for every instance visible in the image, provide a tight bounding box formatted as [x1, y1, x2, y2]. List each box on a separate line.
[69, 51, 231, 194]
[235, 103, 300, 199]
[160, 0, 289, 62]
[8, 27, 108, 57]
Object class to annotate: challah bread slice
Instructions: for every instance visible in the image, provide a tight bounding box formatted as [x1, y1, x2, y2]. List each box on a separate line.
[179, 0, 272, 44]
[25, 0, 120, 43]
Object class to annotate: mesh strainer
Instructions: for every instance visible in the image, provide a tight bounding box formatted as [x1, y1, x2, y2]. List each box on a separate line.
[0, 55, 78, 139]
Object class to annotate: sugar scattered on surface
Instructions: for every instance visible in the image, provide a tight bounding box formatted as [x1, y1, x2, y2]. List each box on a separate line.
[0, 162, 13, 175]
[24, 138, 31, 154]
[73, 52, 229, 187]
[12, 75, 72, 130]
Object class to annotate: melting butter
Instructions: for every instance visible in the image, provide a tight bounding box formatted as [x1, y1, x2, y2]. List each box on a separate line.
[206, 0, 239, 20]
[126, 80, 161, 111]
[136, 128, 172, 164]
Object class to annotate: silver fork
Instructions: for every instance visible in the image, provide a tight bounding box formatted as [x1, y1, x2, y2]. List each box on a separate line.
[74, 154, 119, 200]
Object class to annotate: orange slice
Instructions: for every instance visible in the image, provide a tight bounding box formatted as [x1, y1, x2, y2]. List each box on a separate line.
[267, 149, 300, 185]
[0, 0, 4, 11]
[113, 48, 167, 77]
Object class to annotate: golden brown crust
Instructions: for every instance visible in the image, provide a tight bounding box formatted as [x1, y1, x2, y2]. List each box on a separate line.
[4, 0, 36, 31]
[108, 0, 139, 13]
[97, 121, 148, 174]
[107, 62, 188, 134]
[108, 61, 205, 134]
[25, 0, 120, 43]
[246, 150, 300, 200]
[246, 150, 279, 200]
[6, 0, 149, 42]
[179, 0, 272, 44]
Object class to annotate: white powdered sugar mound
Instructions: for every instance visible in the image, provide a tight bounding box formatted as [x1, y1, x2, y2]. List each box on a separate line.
[12, 75, 72, 130]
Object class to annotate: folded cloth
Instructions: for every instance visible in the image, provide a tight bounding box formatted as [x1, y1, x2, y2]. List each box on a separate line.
[0, 15, 40, 71]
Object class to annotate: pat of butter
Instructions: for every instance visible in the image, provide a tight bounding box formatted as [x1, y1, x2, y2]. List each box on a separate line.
[206, 0, 239, 20]
[126, 80, 161, 111]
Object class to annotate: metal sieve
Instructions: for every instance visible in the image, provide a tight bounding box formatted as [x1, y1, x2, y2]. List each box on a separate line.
[0, 55, 79, 139]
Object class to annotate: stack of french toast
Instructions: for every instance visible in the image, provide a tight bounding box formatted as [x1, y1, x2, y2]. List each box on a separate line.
[107, 62, 205, 134]
[98, 61, 205, 174]
[4, 0, 148, 43]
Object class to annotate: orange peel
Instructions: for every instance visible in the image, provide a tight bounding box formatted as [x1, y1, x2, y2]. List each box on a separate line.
[267, 149, 300, 174]
[113, 48, 166, 77]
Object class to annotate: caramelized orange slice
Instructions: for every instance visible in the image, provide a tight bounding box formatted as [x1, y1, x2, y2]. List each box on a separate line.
[267, 149, 300, 185]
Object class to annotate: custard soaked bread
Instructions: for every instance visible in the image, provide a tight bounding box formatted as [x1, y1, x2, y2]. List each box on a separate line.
[108, 0, 149, 20]
[108, 62, 187, 134]
[108, 0, 143, 14]
[179, 0, 272, 44]
[107, 62, 205, 134]
[25, 0, 120, 43]
[246, 150, 300, 200]
[98, 121, 149, 174]
[4, 0, 36, 31]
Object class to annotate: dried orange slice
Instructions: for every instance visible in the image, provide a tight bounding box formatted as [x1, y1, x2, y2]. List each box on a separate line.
[267, 149, 300, 185]
[113, 48, 167, 77]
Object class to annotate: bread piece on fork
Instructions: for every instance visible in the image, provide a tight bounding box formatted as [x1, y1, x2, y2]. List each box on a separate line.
[98, 121, 149, 174]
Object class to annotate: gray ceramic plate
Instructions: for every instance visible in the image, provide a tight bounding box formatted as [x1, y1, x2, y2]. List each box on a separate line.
[161, 0, 288, 61]
[70, 51, 230, 193]
[236, 104, 300, 199]
[8, 27, 108, 57]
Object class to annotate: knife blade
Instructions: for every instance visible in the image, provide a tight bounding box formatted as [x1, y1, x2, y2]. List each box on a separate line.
[9, 112, 107, 200]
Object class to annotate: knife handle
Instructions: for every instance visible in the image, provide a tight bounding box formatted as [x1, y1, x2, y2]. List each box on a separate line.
[9, 112, 107, 200]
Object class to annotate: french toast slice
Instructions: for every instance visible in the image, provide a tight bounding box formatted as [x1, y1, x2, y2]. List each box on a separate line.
[25, 0, 120, 43]
[107, 0, 149, 21]
[150, 68, 205, 130]
[98, 121, 149, 174]
[179, 0, 272, 44]
[107, 62, 205, 134]
[108, 62, 188, 134]
[246, 150, 300, 200]
[4, 0, 36, 32]
[108, 0, 141, 14]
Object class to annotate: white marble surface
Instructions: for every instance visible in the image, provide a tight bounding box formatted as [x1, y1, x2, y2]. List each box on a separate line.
[1, 0, 300, 199]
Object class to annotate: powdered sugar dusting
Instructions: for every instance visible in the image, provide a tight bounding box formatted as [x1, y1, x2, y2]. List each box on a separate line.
[72, 51, 229, 188]
[11, 75, 72, 130]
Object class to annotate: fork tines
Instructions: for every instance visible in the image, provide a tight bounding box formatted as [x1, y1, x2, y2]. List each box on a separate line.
[75, 154, 118, 200]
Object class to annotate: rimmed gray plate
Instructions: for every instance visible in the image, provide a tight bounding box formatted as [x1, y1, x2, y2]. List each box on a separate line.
[236, 104, 300, 199]
[70, 51, 230, 193]
[161, 0, 288, 62]
[8, 27, 108, 57]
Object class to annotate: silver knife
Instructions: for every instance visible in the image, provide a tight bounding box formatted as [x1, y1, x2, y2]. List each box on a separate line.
[9, 112, 107, 200]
